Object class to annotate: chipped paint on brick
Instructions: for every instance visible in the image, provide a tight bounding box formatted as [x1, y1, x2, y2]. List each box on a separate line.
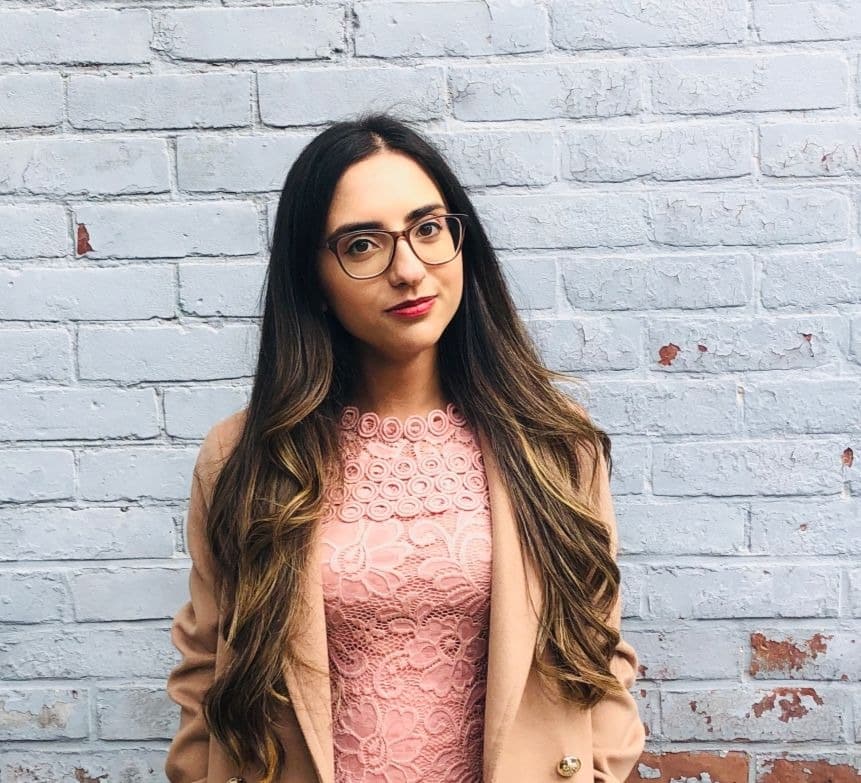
[658, 343, 680, 366]
[76, 223, 93, 255]
[632, 750, 749, 782]
[842, 447, 854, 468]
[749, 631, 832, 676]
[750, 687, 824, 722]
[758, 756, 861, 783]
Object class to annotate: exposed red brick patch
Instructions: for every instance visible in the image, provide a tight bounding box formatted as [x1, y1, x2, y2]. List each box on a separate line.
[758, 757, 861, 783]
[637, 663, 648, 677]
[689, 699, 714, 731]
[750, 687, 824, 722]
[843, 447, 854, 468]
[76, 223, 93, 254]
[697, 343, 708, 352]
[629, 750, 749, 782]
[658, 343, 680, 366]
[749, 631, 832, 676]
[801, 333, 812, 341]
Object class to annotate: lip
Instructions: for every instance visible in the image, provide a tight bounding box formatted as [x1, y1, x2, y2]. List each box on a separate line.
[385, 295, 437, 317]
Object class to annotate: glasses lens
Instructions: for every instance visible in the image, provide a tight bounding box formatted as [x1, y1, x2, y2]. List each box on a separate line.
[409, 215, 462, 265]
[336, 216, 464, 279]
[336, 232, 394, 278]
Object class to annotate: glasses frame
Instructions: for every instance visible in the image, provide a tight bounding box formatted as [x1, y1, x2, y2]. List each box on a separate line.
[320, 212, 469, 280]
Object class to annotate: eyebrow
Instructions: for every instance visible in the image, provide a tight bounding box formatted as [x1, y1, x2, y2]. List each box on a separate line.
[327, 202, 447, 244]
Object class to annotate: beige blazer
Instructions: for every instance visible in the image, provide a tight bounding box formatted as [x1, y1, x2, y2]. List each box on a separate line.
[164, 410, 646, 783]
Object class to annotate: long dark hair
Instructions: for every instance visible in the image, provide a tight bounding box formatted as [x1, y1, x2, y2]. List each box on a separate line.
[201, 111, 621, 781]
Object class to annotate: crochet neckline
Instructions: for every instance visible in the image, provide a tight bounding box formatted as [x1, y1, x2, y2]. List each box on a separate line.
[338, 401, 467, 441]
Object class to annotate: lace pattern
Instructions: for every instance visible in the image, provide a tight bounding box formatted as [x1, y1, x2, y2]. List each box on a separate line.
[319, 402, 492, 783]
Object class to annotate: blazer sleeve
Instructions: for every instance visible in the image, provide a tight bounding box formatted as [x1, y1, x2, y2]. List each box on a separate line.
[164, 426, 226, 783]
[587, 446, 646, 783]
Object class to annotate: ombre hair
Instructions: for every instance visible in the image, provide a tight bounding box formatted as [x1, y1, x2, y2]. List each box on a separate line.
[200, 112, 623, 781]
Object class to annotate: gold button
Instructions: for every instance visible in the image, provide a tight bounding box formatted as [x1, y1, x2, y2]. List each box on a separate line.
[557, 755, 581, 777]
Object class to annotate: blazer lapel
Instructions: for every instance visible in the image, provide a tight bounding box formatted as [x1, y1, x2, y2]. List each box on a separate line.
[477, 428, 543, 783]
[279, 426, 542, 783]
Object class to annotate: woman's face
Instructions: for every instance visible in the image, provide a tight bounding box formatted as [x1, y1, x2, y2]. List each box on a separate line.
[316, 151, 464, 362]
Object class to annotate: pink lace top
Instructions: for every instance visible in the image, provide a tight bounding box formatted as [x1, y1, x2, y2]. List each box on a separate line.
[318, 402, 492, 783]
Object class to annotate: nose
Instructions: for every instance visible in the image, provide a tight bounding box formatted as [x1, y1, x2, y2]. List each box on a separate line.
[387, 234, 426, 285]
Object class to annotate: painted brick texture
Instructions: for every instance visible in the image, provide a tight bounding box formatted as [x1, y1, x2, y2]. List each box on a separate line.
[0, 1, 859, 780]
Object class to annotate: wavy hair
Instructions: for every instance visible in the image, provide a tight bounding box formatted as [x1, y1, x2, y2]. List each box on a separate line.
[200, 111, 624, 781]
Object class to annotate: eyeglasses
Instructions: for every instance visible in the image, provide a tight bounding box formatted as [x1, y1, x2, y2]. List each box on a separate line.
[320, 212, 469, 280]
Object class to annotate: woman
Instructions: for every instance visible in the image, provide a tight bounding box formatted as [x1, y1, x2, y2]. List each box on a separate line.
[164, 112, 646, 783]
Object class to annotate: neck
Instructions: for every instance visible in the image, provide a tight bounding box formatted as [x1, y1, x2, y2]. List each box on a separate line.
[348, 344, 448, 419]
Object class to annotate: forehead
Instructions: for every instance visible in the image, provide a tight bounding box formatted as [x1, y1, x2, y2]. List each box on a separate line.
[325, 152, 446, 228]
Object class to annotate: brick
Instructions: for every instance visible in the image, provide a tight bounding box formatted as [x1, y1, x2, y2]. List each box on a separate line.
[78, 446, 196, 501]
[68, 72, 251, 130]
[662, 685, 849, 741]
[0, 387, 159, 441]
[0, 9, 151, 65]
[0, 688, 88, 741]
[0, 204, 67, 259]
[356, 0, 546, 57]
[0, 73, 62, 128]
[259, 66, 446, 126]
[561, 253, 753, 310]
[0, 328, 73, 381]
[70, 566, 189, 621]
[78, 324, 259, 382]
[618, 498, 746, 554]
[0, 506, 175, 561]
[0, 626, 172, 679]
[498, 258, 556, 310]
[573, 379, 738, 435]
[652, 189, 849, 246]
[744, 378, 861, 433]
[645, 565, 839, 618]
[562, 122, 752, 182]
[177, 133, 312, 192]
[761, 121, 861, 178]
[0, 137, 169, 196]
[649, 53, 847, 114]
[0, 265, 175, 321]
[627, 626, 745, 680]
[96, 686, 178, 740]
[633, 687, 659, 741]
[750, 499, 861, 555]
[0, 572, 67, 623]
[632, 750, 750, 783]
[0, 753, 166, 781]
[653, 438, 846, 496]
[762, 250, 861, 306]
[163, 386, 250, 439]
[749, 628, 860, 680]
[426, 129, 556, 188]
[179, 262, 265, 317]
[526, 316, 641, 371]
[0, 448, 74, 502]
[647, 315, 847, 372]
[755, 0, 861, 43]
[848, 568, 861, 617]
[72, 201, 259, 258]
[552, 0, 747, 50]
[471, 192, 650, 249]
[155, 5, 344, 61]
[449, 61, 640, 120]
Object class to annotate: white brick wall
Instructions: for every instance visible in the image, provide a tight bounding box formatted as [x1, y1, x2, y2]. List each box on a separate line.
[0, 1, 859, 779]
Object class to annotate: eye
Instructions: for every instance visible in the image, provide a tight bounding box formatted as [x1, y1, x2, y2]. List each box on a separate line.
[344, 235, 383, 256]
[414, 218, 443, 238]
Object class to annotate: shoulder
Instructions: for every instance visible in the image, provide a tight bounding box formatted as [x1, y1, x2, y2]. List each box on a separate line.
[193, 406, 248, 491]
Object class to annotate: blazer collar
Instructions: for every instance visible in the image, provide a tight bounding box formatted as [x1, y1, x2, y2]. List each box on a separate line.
[282, 426, 542, 783]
